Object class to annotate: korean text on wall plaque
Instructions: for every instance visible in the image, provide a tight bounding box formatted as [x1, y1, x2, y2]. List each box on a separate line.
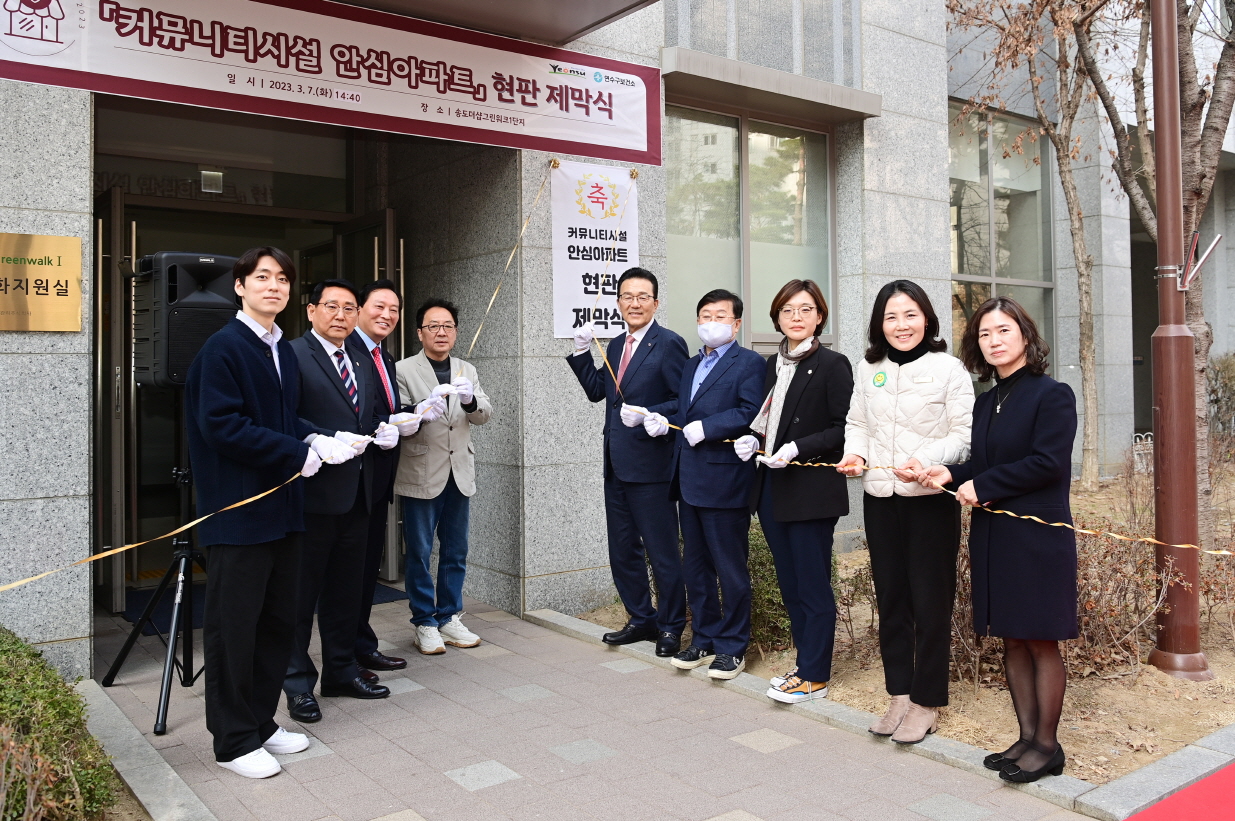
[0, 234, 83, 332]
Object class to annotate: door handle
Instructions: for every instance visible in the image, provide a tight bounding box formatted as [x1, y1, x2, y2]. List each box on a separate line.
[114, 367, 122, 417]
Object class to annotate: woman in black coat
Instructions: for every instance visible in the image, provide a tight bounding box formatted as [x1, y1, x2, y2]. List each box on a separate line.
[732, 279, 853, 703]
[917, 296, 1077, 783]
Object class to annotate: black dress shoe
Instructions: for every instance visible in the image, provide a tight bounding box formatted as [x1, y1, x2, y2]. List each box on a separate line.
[357, 651, 407, 671]
[656, 632, 681, 657]
[287, 692, 322, 723]
[1000, 744, 1066, 783]
[984, 736, 1032, 771]
[602, 622, 658, 645]
[320, 677, 390, 699]
[359, 668, 380, 684]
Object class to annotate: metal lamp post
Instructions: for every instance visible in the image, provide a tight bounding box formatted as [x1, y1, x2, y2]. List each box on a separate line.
[1147, 0, 1213, 681]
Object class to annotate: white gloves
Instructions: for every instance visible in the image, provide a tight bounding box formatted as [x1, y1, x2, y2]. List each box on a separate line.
[643, 412, 670, 438]
[389, 412, 421, 436]
[374, 423, 399, 450]
[415, 396, 448, 422]
[451, 376, 474, 404]
[620, 404, 647, 428]
[302, 448, 322, 477]
[683, 420, 705, 447]
[573, 321, 594, 352]
[734, 434, 759, 461]
[310, 434, 357, 464]
[430, 383, 457, 401]
[334, 430, 371, 455]
[757, 441, 799, 469]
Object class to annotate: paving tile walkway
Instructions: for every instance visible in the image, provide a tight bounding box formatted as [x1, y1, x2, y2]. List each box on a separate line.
[94, 597, 1090, 821]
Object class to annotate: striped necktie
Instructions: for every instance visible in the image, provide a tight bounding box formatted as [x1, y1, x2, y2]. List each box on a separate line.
[334, 350, 358, 413]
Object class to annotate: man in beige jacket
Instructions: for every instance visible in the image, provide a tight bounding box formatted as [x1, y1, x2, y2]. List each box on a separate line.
[394, 299, 492, 654]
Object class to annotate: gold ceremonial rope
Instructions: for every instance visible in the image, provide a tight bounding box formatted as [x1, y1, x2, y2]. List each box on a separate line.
[0, 436, 379, 595]
[730, 444, 1234, 557]
[462, 158, 559, 362]
[0, 471, 304, 594]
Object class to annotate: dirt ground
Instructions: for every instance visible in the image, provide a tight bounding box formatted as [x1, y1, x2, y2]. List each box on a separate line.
[104, 778, 153, 821]
[579, 472, 1235, 787]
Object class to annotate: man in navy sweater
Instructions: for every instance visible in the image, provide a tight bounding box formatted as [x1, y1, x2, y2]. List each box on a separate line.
[185, 247, 358, 779]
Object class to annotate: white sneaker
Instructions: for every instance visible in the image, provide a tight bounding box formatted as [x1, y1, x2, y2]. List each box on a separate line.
[439, 614, 481, 648]
[770, 666, 798, 688]
[217, 747, 281, 779]
[262, 727, 310, 755]
[415, 624, 446, 654]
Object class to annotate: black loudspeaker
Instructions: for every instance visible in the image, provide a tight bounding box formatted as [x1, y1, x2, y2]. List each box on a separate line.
[134, 253, 239, 387]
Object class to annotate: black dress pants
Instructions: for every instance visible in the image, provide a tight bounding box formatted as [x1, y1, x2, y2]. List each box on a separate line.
[353, 499, 391, 659]
[203, 535, 300, 763]
[758, 471, 839, 682]
[863, 491, 960, 707]
[604, 474, 686, 634]
[284, 486, 369, 697]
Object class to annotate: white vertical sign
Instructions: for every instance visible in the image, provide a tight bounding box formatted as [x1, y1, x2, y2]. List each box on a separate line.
[551, 160, 639, 338]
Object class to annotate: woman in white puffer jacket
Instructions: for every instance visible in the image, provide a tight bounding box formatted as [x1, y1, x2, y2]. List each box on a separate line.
[836, 279, 974, 745]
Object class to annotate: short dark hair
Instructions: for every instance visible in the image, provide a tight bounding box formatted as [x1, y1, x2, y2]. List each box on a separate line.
[233, 246, 296, 285]
[359, 279, 402, 308]
[308, 278, 359, 305]
[416, 298, 459, 328]
[960, 296, 1050, 382]
[616, 267, 658, 300]
[864, 279, 947, 364]
[697, 288, 743, 319]
[769, 279, 828, 336]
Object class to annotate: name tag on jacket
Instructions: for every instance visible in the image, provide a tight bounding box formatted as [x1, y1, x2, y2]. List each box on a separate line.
[913, 376, 934, 384]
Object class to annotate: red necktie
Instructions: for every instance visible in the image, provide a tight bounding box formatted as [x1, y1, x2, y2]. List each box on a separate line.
[616, 334, 636, 385]
[372, 346, 395, 410]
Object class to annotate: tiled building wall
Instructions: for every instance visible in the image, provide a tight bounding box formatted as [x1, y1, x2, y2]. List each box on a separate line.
[0, 78, 94, 677]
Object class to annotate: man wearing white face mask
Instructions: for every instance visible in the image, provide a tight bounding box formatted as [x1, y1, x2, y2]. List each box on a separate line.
[642, 289, 765, 680]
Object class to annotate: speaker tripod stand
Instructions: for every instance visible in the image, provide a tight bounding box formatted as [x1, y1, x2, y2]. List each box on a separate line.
[102, 400, 206, 735]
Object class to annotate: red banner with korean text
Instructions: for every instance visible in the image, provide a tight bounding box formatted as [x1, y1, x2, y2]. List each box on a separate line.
[0, 0, 660, 164]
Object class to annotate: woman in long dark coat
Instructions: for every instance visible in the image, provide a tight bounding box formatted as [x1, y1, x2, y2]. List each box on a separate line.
[917, 296, 1078, 783]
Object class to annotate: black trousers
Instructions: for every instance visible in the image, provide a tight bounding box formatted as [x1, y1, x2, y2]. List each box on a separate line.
[604, 474, 686, 634]
[758, 471, 838, 682]
[679, 501, 752, 657]
[203, 535, 300, 763]
[353, 499, 391, 659]
[284, 486, 369, 697]
[863, 492, 960, 707]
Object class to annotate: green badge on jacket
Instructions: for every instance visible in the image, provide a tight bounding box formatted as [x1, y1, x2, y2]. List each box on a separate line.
[873, 371, 887, 388]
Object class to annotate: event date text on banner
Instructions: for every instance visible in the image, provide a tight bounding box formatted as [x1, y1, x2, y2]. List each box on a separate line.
[552, 160, 639, 339]
[0, 0, 660, 165]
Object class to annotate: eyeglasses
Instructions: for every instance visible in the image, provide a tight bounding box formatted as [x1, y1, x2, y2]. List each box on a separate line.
[698, 313, 733, 323]
[779, 305, 817, 318]
[618, 293, 655, 305]
[421, 323, 457, 333]
[317, 302, 357, 316]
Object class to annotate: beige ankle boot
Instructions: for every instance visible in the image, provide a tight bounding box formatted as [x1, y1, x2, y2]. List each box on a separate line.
[891, 702, 938, 744]
[868, 694, 911, 736]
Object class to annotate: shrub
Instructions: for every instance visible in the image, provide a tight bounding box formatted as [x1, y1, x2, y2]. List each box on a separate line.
[748, 520, 793, 652]
[0, 627, 116, 821]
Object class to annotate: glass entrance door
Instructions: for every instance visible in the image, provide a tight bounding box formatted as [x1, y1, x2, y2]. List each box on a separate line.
[93, 196, 350, 611]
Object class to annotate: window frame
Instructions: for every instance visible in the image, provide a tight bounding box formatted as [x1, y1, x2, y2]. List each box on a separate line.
[948, 100, 1056, 356]
[665, 101, 839, 352]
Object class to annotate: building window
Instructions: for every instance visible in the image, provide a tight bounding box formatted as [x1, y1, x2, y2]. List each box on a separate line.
[949, 101, 1053, 366]
[666, 105, 833, 347]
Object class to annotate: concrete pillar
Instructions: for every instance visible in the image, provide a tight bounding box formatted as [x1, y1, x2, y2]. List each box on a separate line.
[0, 78, 94, 677]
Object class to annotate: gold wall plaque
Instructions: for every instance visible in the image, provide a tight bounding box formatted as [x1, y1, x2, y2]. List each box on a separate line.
[0, 234, 83, 332]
